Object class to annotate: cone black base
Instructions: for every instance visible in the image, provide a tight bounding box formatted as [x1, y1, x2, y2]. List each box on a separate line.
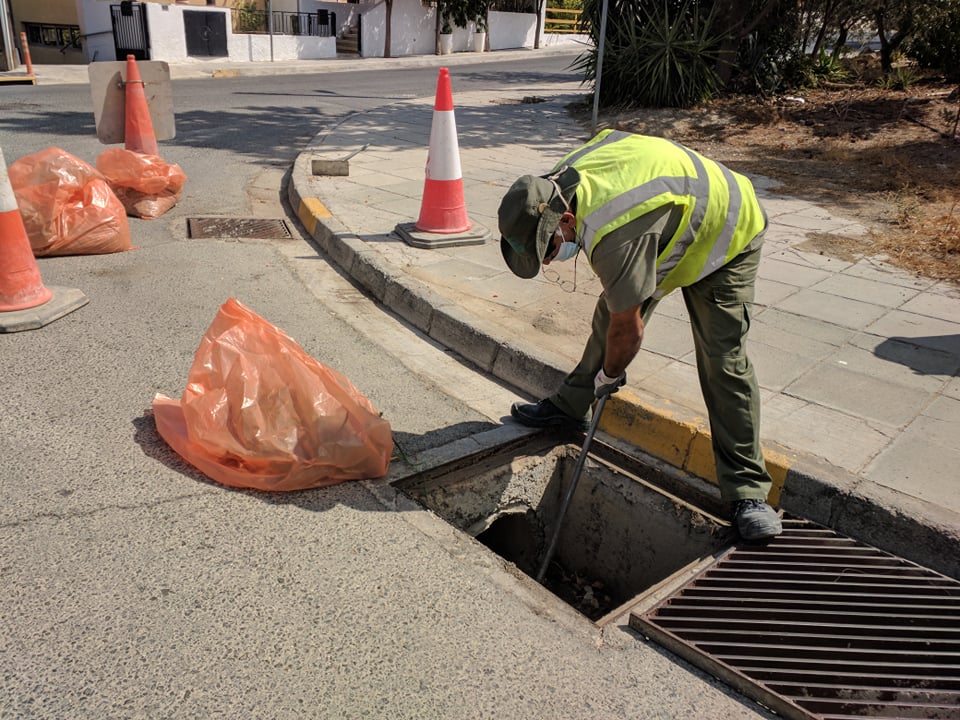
[394, 221, 491, 249]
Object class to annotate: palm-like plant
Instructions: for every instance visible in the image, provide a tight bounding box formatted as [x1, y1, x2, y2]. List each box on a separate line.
[573, 0, 722, 108]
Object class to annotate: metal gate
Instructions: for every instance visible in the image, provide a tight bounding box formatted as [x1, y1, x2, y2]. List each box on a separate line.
[110, 1, 150, 61]
[183, 10, 228, 58]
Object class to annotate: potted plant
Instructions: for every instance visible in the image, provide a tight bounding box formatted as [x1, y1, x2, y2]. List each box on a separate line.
[472, 12, 486, 52]
[439, 15, 454, 54]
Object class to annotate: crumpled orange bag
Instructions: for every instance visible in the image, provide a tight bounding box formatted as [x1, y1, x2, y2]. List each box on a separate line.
[8, 147, 132, 256]
[96, 148, 186, 219]
[152, 298, 394, 492]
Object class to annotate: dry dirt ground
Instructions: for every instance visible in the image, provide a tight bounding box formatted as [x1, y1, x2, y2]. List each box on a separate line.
[575, 73, 960, 284]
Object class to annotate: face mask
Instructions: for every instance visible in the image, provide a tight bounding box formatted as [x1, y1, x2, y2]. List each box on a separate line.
[547, 174, 580, 263]
[554, 237, 581, 262]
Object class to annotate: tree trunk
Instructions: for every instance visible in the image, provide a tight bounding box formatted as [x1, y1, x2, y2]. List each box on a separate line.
[875, 10, 894, 72]
[810, 0, 837, 58]
[385, 0, 393, 57]
[535, 0, 544, 49]
[830, 24, 848, 62]
[714, 0, 782, 88]
[715, 37, 739, 87]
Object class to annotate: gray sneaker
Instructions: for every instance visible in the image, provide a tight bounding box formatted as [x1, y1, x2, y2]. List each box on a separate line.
[733, 499, 783, 541]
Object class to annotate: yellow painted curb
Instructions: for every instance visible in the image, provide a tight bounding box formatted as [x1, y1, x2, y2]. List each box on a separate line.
[298, 197, 332, 236]
[601, 388, 697, 469]
[599, 387, 793, 507]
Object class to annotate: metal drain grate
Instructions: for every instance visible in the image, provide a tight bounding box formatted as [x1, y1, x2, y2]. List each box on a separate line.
[187, 218, 292, 240]
[630, 518, 960, 720]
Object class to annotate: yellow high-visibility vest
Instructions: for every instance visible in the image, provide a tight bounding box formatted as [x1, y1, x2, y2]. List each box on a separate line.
[556, 130, 766, 297]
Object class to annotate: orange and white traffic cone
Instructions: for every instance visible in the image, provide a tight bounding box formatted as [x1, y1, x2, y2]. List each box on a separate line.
[414, 68, 470, 234]
[0, 148, 52, 313]
[395, 68, 489, 249]
[0, 148, 87, 333]
[124, 54, 159, 155]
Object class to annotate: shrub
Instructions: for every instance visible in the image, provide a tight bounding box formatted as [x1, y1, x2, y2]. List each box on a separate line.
[573, 0, 721, 108]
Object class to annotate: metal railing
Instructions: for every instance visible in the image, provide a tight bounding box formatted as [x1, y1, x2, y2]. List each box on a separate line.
[231, 9, 337, 37]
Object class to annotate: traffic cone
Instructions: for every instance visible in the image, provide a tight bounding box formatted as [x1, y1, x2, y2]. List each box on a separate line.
[416, 67, 470, 233]
[0, 148, 52, 313]
[394, 68, 489, 249]
[124, 54, 159, 155]
[0, 148, 87, 332]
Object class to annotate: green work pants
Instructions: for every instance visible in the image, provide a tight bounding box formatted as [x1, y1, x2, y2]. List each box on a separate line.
[549, 244, 772, 504]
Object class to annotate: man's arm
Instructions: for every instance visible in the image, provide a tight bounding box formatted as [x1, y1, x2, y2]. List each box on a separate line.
[603, 305, 643, 377]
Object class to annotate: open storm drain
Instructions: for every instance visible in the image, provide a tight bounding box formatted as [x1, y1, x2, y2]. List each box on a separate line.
[394, 437, 960, 718]
[187, 217, 292, 240]
[393, 436, 733, 621]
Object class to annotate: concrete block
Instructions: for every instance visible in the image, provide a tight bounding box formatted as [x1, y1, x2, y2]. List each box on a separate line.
[830, 482, 960, 580]
[759, 257, 832, 287]
[755, 308, 858, 351]
[491, 343, 567, 399]
[785, 362, 927, 427]
[774, 288, 889, 330]
[382, 275, 447, 334]
[867, 311, 960, 355]
[350, 250, 398, 302]
[810, 274, 922, 308]
[760, 401, 889, 472]
[429, 305, 501, 372]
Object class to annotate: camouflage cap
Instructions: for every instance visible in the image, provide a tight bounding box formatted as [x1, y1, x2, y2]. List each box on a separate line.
[498, 172, 573, 279]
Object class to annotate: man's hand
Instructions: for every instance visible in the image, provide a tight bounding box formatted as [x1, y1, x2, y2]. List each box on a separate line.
[594, 369, 626, 398]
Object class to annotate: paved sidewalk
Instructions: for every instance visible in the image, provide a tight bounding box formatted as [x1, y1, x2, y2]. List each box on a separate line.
[286, 73, 960, 578]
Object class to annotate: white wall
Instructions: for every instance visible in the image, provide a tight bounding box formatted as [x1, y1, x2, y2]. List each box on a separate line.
[147, 3, 190, 60]
[488, 10, 535, 51]
[330, 0, 538, 57]
[228, 32, 334, 60]
[541, 32, 590, 49]
[74, 0, 116, 62]
[143, 3, 334, 62]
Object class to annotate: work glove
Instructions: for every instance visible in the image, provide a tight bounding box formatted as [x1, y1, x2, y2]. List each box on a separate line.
[594, 369, 626, 398]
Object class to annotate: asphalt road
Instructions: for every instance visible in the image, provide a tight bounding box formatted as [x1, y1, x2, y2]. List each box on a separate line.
[0, 54, 584, 453]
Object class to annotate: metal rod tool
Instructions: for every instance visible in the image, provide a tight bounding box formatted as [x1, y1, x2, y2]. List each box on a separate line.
[535, 392, 610, 583]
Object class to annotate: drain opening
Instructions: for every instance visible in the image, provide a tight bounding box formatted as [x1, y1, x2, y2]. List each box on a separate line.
[393, 437, 732, 622]
[473, 507, 619, 618]
[187, 217, 292, 240]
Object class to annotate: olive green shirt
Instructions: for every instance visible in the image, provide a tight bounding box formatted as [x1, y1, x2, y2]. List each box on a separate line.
[588, 204, 684, 313]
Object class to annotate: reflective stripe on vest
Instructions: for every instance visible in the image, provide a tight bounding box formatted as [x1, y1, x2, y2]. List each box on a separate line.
[557, 130, 765, 297]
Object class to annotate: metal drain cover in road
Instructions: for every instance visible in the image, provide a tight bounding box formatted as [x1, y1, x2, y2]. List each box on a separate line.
[630, 518, 960, 720]
[187, 218, 292, 240]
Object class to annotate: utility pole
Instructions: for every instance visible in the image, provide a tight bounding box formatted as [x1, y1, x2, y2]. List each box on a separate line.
[268, 0, 275, 62]
[590, 0, 609, 136]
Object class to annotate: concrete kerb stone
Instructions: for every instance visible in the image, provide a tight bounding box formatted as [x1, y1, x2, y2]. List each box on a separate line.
[290, 128, 960, 579]
[428, 303, 503, 372]
[745, 446, 960, 579]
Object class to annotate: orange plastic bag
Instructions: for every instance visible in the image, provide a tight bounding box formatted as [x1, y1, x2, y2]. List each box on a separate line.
[96, 148, 186, 219]
[152, 298, 394, 492]
[8, 147, 132, 256]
